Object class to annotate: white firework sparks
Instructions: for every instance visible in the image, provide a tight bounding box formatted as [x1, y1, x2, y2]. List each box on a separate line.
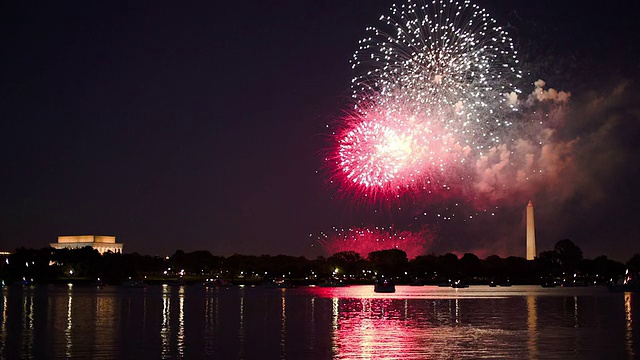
[351, 0, 522, 154]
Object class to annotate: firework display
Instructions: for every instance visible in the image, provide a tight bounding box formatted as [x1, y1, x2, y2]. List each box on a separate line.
[314, 227, 435, 260]
[334, 100, 465, 199]
[331, 0, 522, 199]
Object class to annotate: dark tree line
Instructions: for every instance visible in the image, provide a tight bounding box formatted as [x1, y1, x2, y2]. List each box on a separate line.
[0, 239, 634, 285]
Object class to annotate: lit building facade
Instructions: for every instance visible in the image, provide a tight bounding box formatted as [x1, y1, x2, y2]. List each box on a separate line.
[50, 235, 123, 255]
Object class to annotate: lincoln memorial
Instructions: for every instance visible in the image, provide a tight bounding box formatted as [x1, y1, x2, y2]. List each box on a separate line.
[50, 235, 123, 254]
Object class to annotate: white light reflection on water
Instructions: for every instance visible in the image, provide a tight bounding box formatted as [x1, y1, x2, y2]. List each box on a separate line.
[65, 285, 72, 358]
[21, 286, 34, 358]
[157, 285, 187, 358]
[331, 297, 339, 357]
[238, 287, 245, 359]
[454, 298, 459, 323]
[204, 287, 219, 356]
[307, 297, 316, 352]
[0, 291, 6, 356]
[177, 286, 185, 359]
[161, 284, 170, 358]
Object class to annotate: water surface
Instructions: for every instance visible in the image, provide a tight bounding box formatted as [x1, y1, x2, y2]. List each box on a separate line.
[0, 284, 637, 359]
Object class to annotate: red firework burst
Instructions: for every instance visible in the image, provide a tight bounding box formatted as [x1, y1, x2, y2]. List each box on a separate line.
[328, 101, 469, 201]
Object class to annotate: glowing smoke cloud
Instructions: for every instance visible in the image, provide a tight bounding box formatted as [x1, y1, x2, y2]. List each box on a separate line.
[472, 80, 574, 206]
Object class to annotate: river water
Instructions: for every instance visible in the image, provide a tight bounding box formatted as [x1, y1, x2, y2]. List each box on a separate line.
[0, 284, 637, 359]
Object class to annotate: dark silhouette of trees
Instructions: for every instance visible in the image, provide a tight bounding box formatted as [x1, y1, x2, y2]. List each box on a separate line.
[581, 256, 625, 283]
[327, 251, 365, 277]
[505, 256, 536, 281]
[224, 254, 258, 277]
[440, 253, 460, 279]
[3, 247, 58, 283]
[169, 250, 187, 272]
[0, 241, 631, 286]
[54, 246, 103, 278]
[460, 253, 481, 278]
[100, 252, 130, 283]
[409, 254, 439, 279]
[554, 239, 583, 273]
[537, 250, 561, 277]
[627, 254, 640, 274]
[165, 250, 224, 276]
[484, 255, 505, 278]
[270, 255, 308, 278]
[368, 249, 408, 277]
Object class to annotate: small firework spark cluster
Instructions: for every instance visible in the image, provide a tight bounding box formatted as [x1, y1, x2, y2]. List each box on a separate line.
[330, 0, 521, 201]
[314, 227, 435, 260]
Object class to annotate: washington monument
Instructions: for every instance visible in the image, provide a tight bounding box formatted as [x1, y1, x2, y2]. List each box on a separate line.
[526, 200, 536, 260]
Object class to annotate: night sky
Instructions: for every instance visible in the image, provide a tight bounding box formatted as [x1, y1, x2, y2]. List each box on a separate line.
[1, 1, 638, 261]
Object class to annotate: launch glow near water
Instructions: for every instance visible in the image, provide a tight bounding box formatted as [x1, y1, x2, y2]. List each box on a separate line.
[314, 227, 435, 260]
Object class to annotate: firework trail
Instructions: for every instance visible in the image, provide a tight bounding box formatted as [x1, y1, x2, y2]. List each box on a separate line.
[330, 0, 522, 200]
[314, 226, 435, 259]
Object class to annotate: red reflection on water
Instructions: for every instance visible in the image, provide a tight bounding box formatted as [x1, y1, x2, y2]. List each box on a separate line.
[335, 299, 426, 359]
[313, 286, 429, 359]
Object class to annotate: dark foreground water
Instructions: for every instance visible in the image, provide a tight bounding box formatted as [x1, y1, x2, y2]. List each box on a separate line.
[0, 284, 638, 359]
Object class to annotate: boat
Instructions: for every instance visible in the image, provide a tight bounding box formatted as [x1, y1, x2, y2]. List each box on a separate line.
[489, 281, 497, 287]
[451, 280, 469, 288]
[374, 278, 395, 293]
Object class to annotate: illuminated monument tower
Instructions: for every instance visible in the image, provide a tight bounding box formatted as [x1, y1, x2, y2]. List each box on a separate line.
[526, 201, 536, 260]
